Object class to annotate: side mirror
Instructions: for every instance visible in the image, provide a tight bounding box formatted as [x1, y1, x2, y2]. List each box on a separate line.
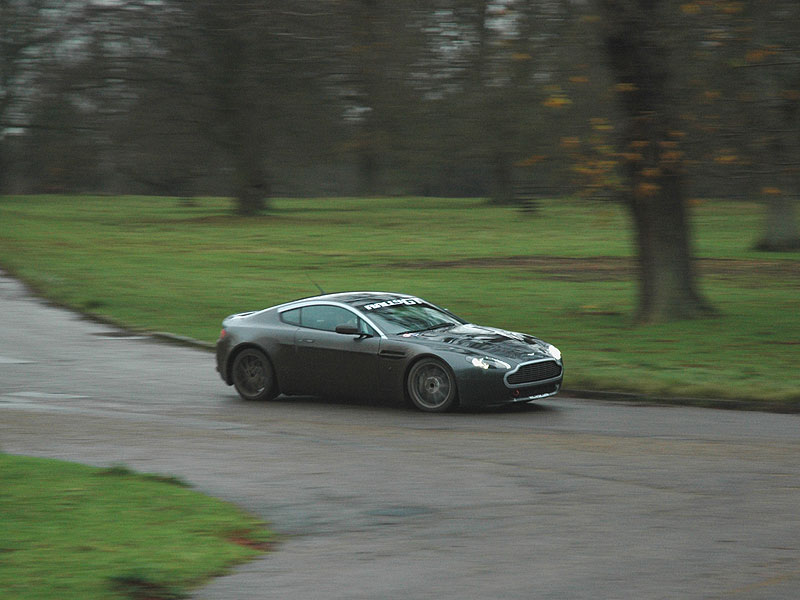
[335, 324, 371, 338]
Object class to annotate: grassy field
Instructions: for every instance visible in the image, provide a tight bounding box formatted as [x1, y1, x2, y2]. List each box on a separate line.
[0, 194, 798, 408]
[0, 453, 269, 600]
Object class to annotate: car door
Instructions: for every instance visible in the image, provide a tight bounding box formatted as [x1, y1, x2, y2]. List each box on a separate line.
[293, 304, 381, 398]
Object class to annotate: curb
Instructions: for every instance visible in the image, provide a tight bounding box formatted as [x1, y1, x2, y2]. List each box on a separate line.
[150, 331, 215, 350]
[560, 388, 800, 414]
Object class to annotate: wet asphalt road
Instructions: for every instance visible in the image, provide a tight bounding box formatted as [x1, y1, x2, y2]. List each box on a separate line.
[1, 271, 799, 599]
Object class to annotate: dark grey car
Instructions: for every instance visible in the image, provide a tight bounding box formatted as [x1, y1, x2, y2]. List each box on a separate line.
[216, 292, 563, 412]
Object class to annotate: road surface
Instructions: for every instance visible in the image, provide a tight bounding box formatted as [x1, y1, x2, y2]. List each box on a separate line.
[1, 271, 799, 599]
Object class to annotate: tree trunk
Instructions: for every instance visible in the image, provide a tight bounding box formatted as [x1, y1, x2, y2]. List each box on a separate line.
[358, 148, 379, 197]
[626, 173, 708, 321]
[600, 0, 713, 322]
[233, 169, 268, 217]
[755, 193, 800, 251]
[0, 145, 6, 193]
[230, 118, 269, 216]
[743, 2, 800, 251]
[753, 79, 800, 251]
[353, 0, 383, 197]
[489, 151, 514, 204]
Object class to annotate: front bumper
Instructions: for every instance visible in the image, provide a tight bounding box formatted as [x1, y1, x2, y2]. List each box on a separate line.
[454, 359, 563, 407]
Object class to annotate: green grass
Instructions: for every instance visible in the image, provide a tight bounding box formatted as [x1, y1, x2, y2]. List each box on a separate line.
[0, 453, 270, 600]
[0, 194, 798, 407]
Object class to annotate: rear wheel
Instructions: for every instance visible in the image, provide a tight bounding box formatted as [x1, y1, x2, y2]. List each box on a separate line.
[231, 348, 277, 401]
[407, 358, 458, 412]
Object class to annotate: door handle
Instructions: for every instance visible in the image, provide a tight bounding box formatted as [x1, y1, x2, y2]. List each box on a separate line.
[298, 338, 315, 344]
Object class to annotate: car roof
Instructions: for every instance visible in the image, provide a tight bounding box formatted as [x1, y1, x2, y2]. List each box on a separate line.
[282, 291, 417, 309]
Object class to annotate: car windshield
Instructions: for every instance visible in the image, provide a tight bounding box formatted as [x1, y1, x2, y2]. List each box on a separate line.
[361, 302, 463, 335]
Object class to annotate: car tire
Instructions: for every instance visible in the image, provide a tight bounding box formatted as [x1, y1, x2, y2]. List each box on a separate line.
[407, 358, 458, 413]
[231, 348, 278, 401]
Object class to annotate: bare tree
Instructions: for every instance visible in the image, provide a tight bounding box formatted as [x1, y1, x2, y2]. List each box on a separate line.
[0, 0, 78, 191]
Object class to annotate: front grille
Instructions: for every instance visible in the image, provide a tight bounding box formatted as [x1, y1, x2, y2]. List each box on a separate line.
[506, 360, 562, 386]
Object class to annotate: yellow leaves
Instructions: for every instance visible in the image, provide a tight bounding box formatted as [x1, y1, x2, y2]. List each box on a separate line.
[683, 1, 743, 15]
[762, 187, 783, 196]
[542, 95, 572, 109]
[515, 155, 546, 167]
[658, 141, 684, 163]
[714, 153, 739, 164]
[567, 116, 627, 199]
[614, 83, 638, 93]
[703, 90, 721, 102]
[636, 182, 661, 197]
[570, 76, 589, 84]
[719, 1, 744, 15]
[540, 86, 571, 110]
[746, 47, 779, 64]
[782, 90, 800, 101]
[591, 118, 613, 132]
[572, 161, 617, 178]
[661, 150, 684, 163]
[642, 168, 661, 178]
[572, 165, 597, 177]
[512, 53, 532, 61]
[735, 91, 755, 103]
[560, 137, 581, 150]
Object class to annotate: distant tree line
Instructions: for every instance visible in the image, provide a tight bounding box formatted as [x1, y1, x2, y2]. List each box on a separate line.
[1, 0, 798, 320]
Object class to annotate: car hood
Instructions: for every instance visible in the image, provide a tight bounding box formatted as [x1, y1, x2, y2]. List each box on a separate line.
[400, 324, 554, 362]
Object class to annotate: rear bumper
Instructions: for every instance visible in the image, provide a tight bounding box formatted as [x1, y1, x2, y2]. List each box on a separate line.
[215, 339, 231, 384]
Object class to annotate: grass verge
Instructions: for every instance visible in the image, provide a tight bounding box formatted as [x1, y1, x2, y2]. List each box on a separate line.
[0, 453, 270, 600]
[0, 194, 798, 408]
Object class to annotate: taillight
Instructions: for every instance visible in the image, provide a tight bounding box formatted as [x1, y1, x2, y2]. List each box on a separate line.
[219, 329, 227, 340]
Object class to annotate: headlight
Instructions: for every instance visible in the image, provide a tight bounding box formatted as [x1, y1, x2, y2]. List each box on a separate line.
[467, 356, 511, 370]
[546, 344, 562, 361]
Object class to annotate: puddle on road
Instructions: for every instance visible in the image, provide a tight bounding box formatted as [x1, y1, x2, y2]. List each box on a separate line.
[0, 355, 33, 364]
[1, 391, 88, 401]
[0, 391, 90, 411]
[365, 505, 433, 518]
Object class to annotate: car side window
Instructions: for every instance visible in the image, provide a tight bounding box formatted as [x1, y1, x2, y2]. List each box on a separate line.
[300, 305, 358, 332]
[280, 308, 301, 325]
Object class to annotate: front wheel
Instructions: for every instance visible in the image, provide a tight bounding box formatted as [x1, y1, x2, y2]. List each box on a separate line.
[407, 358, 458, 412]
[231, 348, 278, 401]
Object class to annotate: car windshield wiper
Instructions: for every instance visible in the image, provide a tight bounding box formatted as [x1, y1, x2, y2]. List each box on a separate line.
[404, 322, 456, 334]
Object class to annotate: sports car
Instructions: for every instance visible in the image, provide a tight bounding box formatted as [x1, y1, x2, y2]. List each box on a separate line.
[216, 292, 563, 412]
